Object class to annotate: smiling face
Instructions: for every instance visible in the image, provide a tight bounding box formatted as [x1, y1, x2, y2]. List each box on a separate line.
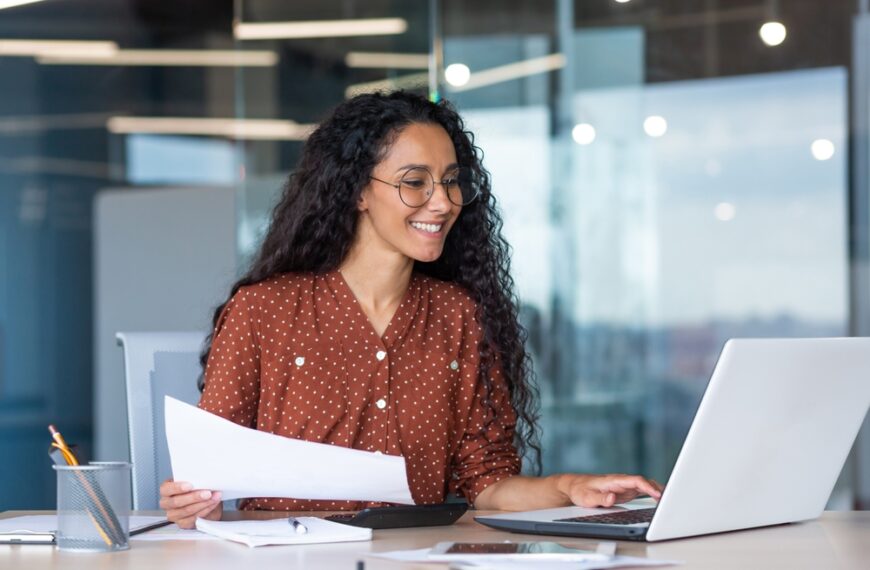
[358, 122, 462, 263]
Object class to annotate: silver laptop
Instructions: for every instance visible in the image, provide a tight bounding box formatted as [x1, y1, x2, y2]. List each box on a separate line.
[476, 338, 870, 541]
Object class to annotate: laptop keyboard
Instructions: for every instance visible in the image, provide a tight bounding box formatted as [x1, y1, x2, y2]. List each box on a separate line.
[556, 507, 656, 525]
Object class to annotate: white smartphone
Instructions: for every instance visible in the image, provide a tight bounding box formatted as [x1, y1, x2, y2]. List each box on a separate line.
[428, 541, 609, 561]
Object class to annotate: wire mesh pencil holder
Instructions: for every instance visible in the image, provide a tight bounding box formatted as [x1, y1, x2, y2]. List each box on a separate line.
[53, 462, 132, 552]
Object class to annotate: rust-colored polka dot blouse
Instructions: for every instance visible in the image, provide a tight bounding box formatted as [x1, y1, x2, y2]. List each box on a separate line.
[198, 269, 521, 511]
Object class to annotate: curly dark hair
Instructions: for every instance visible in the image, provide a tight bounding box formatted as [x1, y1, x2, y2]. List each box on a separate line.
[200, 90, 541, 472]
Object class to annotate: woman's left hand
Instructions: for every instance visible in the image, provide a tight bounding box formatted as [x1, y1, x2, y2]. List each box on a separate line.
[559, 474, 664, 508]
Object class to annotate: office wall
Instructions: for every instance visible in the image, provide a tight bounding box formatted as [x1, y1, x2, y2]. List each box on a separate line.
[94, 186, 237, 462]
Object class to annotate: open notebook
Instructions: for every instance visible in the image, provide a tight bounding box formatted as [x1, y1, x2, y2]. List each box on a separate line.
[195, 517, 372, 547]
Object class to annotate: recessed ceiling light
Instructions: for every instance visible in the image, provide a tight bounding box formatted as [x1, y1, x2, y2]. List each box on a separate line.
[759, 21, 787, 46]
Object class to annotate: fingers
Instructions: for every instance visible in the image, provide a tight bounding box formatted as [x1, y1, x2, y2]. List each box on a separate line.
[572, 487, 618, 508]
[159, 480, 192, 498]
[568, 474, 663, 508]
[158, 481, 222, 528]
[600, 475, 662, 500]
[159, 488, 215, 511]
[175, 499, 223, 530]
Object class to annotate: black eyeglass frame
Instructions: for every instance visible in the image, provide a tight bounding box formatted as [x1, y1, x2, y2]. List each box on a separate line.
[369, 166, 480, 208]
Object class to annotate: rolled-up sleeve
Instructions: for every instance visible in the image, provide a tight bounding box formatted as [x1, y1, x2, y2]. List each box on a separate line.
[198, 288, 261, 427]
[450, 356, 522, 505]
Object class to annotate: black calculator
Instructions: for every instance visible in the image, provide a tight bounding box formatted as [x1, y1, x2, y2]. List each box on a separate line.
[325, 503, 468, 529]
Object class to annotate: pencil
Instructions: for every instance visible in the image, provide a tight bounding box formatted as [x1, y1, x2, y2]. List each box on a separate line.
[48, 425, 125, 546]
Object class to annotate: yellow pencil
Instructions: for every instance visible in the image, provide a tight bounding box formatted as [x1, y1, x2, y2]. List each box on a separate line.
[48, 425, 78, 466]
[48, 425, 119, 547]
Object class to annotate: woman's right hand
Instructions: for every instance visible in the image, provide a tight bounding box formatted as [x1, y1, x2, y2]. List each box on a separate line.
[159, 479, 223, 529]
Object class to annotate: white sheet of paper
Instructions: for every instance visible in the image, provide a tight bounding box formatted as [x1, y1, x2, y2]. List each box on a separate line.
[370, 548, 681, 569]
[164, 396, 415, 503]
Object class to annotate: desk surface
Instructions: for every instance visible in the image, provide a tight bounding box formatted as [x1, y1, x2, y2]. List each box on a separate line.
[2, 510, 869, 570]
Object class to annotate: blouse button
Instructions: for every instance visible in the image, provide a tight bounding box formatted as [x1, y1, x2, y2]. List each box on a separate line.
[376, 398, 387, 409]
[450, 360, 459, 370]
[294, 356, 305, 366]
[376, 350, 387, 361]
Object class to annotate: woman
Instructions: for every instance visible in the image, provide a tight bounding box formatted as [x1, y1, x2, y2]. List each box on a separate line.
[160, 91, 662, 528]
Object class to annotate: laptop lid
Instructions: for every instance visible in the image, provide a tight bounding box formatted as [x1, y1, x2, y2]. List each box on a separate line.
[476, 338, 870, 542]
[646, 338, 870, 540]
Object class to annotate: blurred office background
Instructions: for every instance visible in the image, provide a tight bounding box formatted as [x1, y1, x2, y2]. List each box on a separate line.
[0, 0, 869, 510]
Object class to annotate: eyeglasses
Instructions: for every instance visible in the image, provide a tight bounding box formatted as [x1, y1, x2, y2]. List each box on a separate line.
[370, 166, 480, 208]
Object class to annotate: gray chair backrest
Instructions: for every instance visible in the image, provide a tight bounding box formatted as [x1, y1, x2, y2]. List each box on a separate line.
[117, 332, 205, 510]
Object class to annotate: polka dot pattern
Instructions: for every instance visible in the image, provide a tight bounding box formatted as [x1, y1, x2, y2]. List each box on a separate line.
[198, 269, 520, 511]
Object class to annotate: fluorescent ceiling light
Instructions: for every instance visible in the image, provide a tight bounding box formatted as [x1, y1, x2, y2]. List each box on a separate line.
[345, 72, 429, 99]
[0, 0, 46, 10]
[345, 51, 428, 69]
[0, 39, 118, 57]
[107, 117, 315, 141]
[235, 18, 407, 40]
[447, 53, 566, 93]
[38, 49, 278, 67]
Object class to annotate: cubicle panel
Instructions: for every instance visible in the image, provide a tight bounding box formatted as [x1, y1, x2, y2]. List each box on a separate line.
[95, 187, 237, 465]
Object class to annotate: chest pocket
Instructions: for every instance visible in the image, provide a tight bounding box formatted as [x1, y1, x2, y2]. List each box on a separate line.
[268, 342, 349, 437]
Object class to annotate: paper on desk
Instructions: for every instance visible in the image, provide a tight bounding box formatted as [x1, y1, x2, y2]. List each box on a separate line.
[165, 396, 415, 503]
[371, 548, 681, 569]
[446, 559, 680, 570]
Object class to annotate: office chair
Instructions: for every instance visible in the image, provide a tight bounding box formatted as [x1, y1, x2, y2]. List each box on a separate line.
[116, 331, 205, 510]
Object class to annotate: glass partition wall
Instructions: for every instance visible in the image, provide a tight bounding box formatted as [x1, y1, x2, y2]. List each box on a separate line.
[235, 0, 868, 508]
[0, 0, 865, 510]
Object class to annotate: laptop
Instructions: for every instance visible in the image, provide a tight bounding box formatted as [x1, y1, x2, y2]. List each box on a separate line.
[476, 338, 870, 541]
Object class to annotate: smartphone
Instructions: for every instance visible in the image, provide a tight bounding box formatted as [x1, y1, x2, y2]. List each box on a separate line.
[428, 541, 609, 561]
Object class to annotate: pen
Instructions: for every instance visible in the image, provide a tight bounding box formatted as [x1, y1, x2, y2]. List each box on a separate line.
[288, 517, 308, 534]
[130, 519, 173, 536]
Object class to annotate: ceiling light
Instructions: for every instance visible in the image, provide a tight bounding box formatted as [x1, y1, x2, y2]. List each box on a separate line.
[759, 21, 787, 46]
[234, 18, 407, 40]
[447, 53, 566, 93]
[643, 115, 668, 138]
[571, 123, 596, 145]
[444, 63, 470, 87]
[38, 49, 278, 67]
[714, 202, 736, 222]
[0, 0, 45, 10]
[107, 117, 315, 141]
[0, 39, 118, 57]
[345, 52, 428, 69]
[810, 139, 835, 161]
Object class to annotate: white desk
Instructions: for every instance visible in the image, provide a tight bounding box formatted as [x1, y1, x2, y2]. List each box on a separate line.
[2, 510, 869, 569]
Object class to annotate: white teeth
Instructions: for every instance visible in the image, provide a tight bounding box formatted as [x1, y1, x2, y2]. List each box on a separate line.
[410, 222, 442, 233]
